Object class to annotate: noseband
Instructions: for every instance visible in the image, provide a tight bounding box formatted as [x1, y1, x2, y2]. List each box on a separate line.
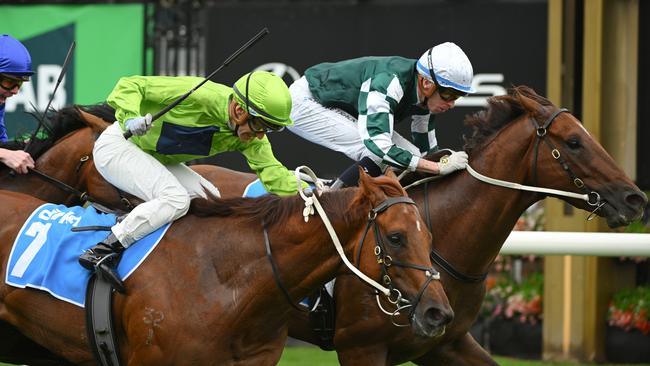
[354, 196, 441, 326]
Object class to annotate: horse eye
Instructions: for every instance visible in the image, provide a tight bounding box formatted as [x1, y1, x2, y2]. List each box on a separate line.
[387, 233, 404, 247]
[566, 136, 581, 150]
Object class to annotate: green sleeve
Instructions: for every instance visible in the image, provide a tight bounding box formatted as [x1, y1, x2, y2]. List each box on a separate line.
[106, 76, 149, 130]
[235, 137, 306, 196]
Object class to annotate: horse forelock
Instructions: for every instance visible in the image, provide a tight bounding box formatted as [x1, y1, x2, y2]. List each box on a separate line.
[463, 85, 554, 155]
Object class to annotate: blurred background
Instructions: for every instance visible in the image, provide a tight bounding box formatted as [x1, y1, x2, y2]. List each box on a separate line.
[1, 0, 648, 364]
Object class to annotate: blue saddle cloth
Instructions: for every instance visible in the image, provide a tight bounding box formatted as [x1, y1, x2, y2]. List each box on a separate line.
[5, 204, 170, 307]
[243, 178, 268, 197]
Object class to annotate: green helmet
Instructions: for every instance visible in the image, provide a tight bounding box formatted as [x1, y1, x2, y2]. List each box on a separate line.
[232, 71, 293, 127]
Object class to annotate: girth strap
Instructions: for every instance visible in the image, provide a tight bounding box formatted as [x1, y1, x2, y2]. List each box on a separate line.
[85, 274, 122, 366]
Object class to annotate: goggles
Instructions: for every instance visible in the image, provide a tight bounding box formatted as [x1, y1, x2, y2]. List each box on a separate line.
[426, 48, 467, 102]
[0, 73, 26, 92]
[247, 116, 285, 133]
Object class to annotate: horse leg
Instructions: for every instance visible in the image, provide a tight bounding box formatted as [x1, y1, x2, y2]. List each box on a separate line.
[412, 333, 498, 366]
[336, 344, 389, 366]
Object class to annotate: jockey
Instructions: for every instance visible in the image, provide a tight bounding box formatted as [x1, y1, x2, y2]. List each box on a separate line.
[79, 71, 301, 290]
[288, 42, 475, 188]
[0, 34, 35, 174]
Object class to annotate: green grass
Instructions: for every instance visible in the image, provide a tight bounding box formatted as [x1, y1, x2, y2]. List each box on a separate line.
[2, 347, 649, 365]
[277, 347, 650, 366]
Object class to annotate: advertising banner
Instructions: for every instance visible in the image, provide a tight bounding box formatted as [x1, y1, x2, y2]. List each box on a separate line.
[203, 1, 548, 177]
[1, 4, 143, 138]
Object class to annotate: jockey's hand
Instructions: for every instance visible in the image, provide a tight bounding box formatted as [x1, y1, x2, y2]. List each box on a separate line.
[438, 151, 468, 175]
[124, 114, 153, 136]
[0, 148, 35, 174]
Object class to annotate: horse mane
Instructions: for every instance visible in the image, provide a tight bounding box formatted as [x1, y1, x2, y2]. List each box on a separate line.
[394, 85, 554, 186]
[190, 190, 356, 228]
[190, 173, 406, 228]
[463, 85, 553, 154]
[13, 103, 115, 160]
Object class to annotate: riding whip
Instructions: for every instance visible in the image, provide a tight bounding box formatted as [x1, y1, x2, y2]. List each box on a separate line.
[123, 27, 270, 139]
[25, 41, 76, 151]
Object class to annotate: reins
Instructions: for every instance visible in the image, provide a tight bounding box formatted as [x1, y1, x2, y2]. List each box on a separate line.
[264, 166, 441, 326]
[403, 107, 606, 284]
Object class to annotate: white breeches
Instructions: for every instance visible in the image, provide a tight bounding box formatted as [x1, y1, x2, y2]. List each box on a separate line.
[93, 122, 221, 246]
[287, 76, 420, 167]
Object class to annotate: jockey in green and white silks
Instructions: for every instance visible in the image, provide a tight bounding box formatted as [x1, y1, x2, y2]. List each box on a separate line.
[288, 42, 476, 188]
[79, 71, 298, 291]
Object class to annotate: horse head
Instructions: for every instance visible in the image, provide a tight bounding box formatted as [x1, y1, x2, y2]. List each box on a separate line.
[464, 85, 647, 228]
[345, 169, 453, 338]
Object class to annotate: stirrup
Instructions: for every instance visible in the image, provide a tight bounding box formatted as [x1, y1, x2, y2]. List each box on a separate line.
[94, 252, 119, 268]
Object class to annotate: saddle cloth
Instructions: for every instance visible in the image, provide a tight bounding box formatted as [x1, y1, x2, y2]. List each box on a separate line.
[5, 203, 170, 307]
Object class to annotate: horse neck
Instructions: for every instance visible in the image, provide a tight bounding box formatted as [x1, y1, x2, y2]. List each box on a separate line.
[423, 121, 540, 275]
[264, 197, 367, 304]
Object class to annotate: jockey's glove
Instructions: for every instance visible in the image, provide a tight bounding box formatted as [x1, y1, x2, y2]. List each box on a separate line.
[124, 114, 153, 136]
[438, 151, 468, 175]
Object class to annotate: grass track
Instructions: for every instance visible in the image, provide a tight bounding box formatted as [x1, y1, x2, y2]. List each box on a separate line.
[2, 347, 649, 365]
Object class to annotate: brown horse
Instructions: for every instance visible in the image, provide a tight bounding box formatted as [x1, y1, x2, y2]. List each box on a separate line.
[0, 169, 452, 365]
[197, 86, 647, 365]
[2, 86, 647, 365]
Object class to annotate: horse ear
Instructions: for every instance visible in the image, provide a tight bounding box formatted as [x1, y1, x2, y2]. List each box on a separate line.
[515, 88, 544, 120]
[358, 166, 372, 189]
[384, 168, 398, 180]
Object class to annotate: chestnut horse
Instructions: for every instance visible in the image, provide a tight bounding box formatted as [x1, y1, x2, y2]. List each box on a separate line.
[0, 169, 452, 365]
[2, 86, 647, 365]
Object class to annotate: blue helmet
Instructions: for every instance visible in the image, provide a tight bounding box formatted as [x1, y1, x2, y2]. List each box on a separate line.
[0, 34, 34, 79]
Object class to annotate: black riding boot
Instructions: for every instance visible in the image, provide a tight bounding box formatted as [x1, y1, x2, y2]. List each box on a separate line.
[79, 232, 127, 293]
[329, 156, 383, 189]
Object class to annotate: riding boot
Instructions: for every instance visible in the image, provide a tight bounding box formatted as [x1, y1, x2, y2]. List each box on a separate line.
[329, 156, 383, 190]
[78, 232, 127, 293]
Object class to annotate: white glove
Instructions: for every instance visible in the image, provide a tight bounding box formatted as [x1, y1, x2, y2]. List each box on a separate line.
[124, 114, 153, 136]
[438, 151, 468, 175]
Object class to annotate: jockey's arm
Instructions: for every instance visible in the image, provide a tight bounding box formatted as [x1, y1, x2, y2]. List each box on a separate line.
[237, 136, 307, 196]
[358, 72, 419, 172]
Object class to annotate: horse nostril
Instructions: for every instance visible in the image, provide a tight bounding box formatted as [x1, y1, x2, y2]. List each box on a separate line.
[424, 306, 454, 328]
[625, 191, 648, 210]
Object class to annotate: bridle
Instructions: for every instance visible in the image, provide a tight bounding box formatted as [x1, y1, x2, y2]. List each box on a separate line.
[265, 166, 440, 327]
[529, 108, 605, 214]
[353, 196, 441, 326]
[405, 108, 607, 284]
[467, 108, 606, 219]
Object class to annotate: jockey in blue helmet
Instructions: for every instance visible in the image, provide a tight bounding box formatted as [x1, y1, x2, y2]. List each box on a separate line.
[0, 34, 35, 173]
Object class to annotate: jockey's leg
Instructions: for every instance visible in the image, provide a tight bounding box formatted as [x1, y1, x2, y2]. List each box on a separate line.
[329, 156, 383, 189]
[79, 122, 191, 291]
[288, 76, 368, 160]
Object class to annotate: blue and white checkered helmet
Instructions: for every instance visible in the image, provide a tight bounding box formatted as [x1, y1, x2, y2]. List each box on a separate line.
[416, 42, 475, 94]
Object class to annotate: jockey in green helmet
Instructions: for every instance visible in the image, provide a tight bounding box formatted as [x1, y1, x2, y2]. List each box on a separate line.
[78, 70, 301, 291]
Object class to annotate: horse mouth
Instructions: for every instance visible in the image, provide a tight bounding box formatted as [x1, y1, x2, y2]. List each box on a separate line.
[411, 305, 453, 338]
[412, 318, 447, 338]
[597, 189, 647, 228]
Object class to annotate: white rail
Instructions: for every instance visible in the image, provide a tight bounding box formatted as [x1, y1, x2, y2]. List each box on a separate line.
[501, 231, 650, 257]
